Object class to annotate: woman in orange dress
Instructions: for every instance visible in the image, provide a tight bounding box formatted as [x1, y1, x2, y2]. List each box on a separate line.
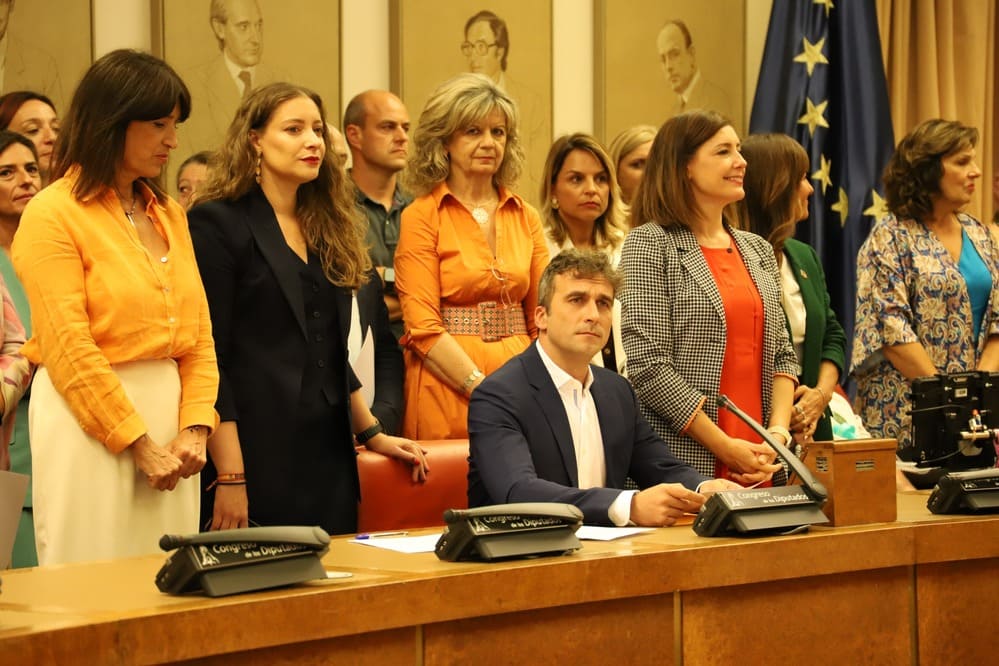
[619, 111, 797, 485]
[395, 73, 549, 440]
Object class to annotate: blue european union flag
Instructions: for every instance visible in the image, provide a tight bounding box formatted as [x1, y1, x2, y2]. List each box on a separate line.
[749, 0, 894, 362]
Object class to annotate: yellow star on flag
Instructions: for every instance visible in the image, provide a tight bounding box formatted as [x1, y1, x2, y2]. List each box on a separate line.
[794, 36, 829, 76]
[863, 189, 889, 220]
[797, 98, 830, 137]
[831, 187, 849, 226]
[811, 155, 832, 195]
[814, 0, 834, 17]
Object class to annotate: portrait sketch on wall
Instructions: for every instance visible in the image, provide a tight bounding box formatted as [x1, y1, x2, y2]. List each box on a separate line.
[0, 0, 92, 114]
[596, 0, 745, 144]
[391, 0, 552, 204]
[158, 0, 340, 192]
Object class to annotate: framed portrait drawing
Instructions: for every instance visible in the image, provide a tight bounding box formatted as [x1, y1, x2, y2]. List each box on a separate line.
[596, 0, 746, 144]
[155, 0, 341, 188]
[391, 0, 552, 203]
[1, 0, 92, 114]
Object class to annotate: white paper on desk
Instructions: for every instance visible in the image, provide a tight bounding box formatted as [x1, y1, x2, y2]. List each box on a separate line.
[350, 533, 441, 553]
[0, 469, 28, 568]
[576, 526, 653, 541]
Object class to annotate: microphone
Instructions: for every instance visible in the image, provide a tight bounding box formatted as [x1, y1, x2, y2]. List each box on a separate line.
[717, 394, 828, 502]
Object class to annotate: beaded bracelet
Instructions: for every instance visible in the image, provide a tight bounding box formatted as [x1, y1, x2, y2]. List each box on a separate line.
[206, 472, 245, 491]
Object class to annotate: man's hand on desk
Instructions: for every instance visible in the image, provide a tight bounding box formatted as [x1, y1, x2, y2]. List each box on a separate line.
[630, 483, 706, 527]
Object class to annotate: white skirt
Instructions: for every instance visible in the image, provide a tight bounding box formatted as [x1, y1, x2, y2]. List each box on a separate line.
[31, 359, 200, 566]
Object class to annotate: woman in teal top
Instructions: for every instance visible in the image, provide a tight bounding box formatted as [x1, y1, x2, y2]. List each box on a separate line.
[0, 131, 41, 567]
[733, 133, 847, 443]
[852, 119, 999, 454]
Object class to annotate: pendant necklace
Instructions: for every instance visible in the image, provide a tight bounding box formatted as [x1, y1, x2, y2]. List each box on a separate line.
[470, 205, 490, 225]
[117, 186, 137, 227]
[461, 197, 495, 226]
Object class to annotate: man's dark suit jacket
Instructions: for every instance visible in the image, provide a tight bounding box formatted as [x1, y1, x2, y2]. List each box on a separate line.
[467, 343, 707, 525]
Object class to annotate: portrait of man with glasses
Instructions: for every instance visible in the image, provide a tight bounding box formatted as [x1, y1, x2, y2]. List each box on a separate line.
[460, 9, 548, 192]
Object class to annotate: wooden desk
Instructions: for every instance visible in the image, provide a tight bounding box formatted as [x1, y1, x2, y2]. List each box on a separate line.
[2, 493, 996, 665]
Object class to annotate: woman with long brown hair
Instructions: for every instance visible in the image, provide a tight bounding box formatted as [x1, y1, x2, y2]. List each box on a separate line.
[189, 82, 427, 535]
[619, 111, 797, 485]
[733, 133, 846, 443]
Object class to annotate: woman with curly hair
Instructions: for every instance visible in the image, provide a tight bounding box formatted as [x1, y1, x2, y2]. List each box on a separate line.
[852, 118, 997, 455]
[395, 73, 548, 440]
[189, 82, 427, 535]
[607, 124, 655, 208]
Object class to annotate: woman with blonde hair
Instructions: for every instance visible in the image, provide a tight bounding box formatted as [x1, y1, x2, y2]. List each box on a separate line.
[607, 124, 655, 208]
[395, 73, 548, 440]
[189, 82, 427, 535]
[539, 132, 627, 371]
[733, 133, 846, 443]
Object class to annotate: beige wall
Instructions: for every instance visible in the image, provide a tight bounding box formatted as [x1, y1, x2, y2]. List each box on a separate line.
[92, 0, 770, 137]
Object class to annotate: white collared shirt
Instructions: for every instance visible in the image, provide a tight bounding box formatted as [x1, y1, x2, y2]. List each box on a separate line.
[677, 69, 703, 109]
[779, 253, 807, 365]
[223, 52, 257, 96]
[536, 342, 635, 525]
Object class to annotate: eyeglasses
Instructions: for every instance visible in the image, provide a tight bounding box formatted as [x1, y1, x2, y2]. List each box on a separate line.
[461, 40, 498, 56]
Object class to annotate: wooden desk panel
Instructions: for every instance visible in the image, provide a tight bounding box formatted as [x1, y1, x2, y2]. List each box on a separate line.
[683, 566, 913, 664]
[1, 493, 997, 664]
[424, 595, 675, 666]
[916, 558, 999, 664]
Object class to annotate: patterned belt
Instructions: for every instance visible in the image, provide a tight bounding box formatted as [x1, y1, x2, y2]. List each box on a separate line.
[441, 302, 528, 341]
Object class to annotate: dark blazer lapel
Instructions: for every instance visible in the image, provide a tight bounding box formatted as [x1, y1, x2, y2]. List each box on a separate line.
[243, 189, 308, 338]
[522, 344, 579, 487]
[335, 284, 352, 354]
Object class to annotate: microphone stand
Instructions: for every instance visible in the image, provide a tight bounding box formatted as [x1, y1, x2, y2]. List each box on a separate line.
[717, 394, 828, 502]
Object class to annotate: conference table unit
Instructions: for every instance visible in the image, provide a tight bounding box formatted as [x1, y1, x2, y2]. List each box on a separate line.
[2, 492, 997, 665]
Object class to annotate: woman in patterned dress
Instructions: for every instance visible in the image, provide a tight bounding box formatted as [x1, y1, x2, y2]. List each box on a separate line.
[852, 119, 999, 457]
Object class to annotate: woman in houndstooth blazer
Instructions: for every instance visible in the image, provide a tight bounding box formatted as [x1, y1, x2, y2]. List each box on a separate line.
[619, 111, 799, 484]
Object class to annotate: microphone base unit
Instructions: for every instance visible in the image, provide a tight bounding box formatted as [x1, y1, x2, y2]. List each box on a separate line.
[693, 486, 830, 537]
[156, 526, 331, 597]
[927, 467, 999, 514]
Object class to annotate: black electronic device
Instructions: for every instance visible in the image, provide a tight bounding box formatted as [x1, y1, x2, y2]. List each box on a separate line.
[435, 503, 583, 562]
[156, 526, 330, 597]
[927, 468, 999, 514]
[910, 371, 999, 470]
[693, 395, 829, 537]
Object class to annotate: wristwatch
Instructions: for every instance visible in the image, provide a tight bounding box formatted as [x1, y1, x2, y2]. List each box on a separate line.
[356, 419, 384, 444]
[462, 369, 484, 394]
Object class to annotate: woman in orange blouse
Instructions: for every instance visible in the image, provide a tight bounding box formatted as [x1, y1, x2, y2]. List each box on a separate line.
[395, 73, 549, 440]
[12, 50, 219, 565]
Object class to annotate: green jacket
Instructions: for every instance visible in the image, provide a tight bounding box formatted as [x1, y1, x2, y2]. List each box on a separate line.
[782, 238, 847, 441]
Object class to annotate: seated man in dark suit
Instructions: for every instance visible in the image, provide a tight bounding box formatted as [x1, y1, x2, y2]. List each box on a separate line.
[468, 249, 739, 526]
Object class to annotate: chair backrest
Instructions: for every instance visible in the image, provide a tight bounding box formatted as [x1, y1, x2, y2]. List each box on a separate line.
[355, 439, 470, 532]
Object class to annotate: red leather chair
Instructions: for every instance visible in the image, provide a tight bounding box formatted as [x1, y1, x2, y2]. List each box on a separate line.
[355, 439, 469, 532]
